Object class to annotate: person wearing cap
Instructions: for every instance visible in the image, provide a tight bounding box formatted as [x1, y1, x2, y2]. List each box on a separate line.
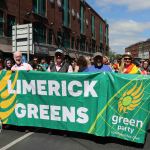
[84, 52, 112, 72]
[119, 52, 141, 74]
[47, 49, 73, 72]
[11, 51, 33, 71]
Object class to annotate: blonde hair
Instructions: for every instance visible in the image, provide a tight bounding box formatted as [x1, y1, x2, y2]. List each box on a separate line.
[119, 58, 125, 73]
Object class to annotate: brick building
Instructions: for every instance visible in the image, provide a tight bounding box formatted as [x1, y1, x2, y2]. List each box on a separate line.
[125, 42, 141, 58]
[125, 39, 150, 59]
[0, 0, 109, 58]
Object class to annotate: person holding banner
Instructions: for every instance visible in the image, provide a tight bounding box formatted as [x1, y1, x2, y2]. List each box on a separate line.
[11, 51, 33, 71]
[47, 49, 73, 73]
[84, 52, 112, 72]
[119, 52, 141, 74]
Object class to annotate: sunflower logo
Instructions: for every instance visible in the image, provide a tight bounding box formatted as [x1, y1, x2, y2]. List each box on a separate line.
[0, 71, 18, 124]
[118, 83, 144, 113]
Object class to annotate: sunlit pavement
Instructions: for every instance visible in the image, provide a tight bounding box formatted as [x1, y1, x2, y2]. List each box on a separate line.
[0, 126, 149, 150]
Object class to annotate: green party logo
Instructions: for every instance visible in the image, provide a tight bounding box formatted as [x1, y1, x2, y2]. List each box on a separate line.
[118, 83, 144, 113]
[0, 71, 18, 124]
[111, 82, 144, 138]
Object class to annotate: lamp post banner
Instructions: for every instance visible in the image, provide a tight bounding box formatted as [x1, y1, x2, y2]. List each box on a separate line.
[0, 71, 149, 143]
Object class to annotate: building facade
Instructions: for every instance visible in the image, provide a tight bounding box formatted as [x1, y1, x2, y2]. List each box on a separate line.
[125, 39, 150, 59]
[125, 42, 141, 58]
[0, 0, 109, 58]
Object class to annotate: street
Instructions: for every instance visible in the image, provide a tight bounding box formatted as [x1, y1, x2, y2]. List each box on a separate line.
[0, 126, 149, 150]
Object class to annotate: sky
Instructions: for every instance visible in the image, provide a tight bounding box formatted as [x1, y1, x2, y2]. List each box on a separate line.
[86, 0, 150, 54]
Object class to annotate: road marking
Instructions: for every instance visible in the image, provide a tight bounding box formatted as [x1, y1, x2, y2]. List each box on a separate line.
[0, 132, 34, 150]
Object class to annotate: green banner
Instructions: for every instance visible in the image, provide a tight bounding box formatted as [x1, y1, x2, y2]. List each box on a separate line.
[0, 71, 150, 143]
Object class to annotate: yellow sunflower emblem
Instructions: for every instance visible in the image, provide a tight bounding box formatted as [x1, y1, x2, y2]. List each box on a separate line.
[118, 83, 144, 113]
[0, 71, 18, 124]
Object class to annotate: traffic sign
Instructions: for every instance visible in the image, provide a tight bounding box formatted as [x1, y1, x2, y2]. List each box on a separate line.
[12, 24, 33, 61]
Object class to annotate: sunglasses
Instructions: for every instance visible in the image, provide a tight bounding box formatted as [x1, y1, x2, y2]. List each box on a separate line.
[124, 58, 131, 61]
[56, 54, 63, 57]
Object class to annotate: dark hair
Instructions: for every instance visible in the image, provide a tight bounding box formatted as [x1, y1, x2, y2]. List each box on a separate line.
[77, 56, 88, 72]
[4, 58, 13, 69]
[4, 58, 13, 65]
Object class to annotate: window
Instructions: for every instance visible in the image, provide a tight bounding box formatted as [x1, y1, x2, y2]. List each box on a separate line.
[80, 36, 85, 51]
[92, 39, 96, 52]
[100, 22, 103, 44]
[91, 16, 95, 38]
[106, 25, 109, 46]
[0, 11, 4, 36]
[85, 42, 89, 52]
[48, 29, 53, 44]
[7, 15, 16, 37]
[100, 43, 103, 52]
[80, 5, 84, 34]
[62, 0, 70, 27]
[57, 30, 63, 47]
[33, 0, 46, 16]
[63, 29, 70, 48]
[75, 37, 80, 50]
[33, 24, 46, 43]
[71, 37, 74, 49]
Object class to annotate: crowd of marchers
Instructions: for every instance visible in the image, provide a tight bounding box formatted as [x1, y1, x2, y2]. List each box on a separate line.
[0, 49, 150, 75]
